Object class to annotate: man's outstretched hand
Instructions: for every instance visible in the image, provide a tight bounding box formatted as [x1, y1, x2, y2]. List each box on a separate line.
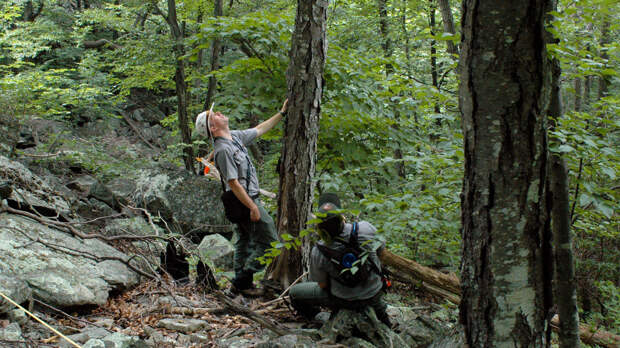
[280, 99, 288, 116]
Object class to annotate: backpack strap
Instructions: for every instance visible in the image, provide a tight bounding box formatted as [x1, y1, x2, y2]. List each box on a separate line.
[349, 221, 384, 277]
[348, 222, 358, 245]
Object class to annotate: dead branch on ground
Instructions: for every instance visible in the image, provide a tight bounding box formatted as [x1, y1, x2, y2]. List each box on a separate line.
[212, 291, 292, 337]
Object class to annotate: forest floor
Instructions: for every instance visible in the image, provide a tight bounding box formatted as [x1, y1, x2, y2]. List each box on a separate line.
[18, 275, 434, 347]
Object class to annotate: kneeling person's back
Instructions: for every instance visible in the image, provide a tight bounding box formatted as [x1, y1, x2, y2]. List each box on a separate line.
[310, 220, 384, 300]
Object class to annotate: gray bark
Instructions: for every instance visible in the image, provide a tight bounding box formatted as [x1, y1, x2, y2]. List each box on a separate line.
[268, 0, 327, 287]
[549, 52, 580, 348]
[459, 1, 554, 346]
[437, 0, 458, 55]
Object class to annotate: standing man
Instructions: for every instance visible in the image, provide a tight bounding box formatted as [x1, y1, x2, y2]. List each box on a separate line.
[289, 193, 391, 326]
[195, 100, 287, 293]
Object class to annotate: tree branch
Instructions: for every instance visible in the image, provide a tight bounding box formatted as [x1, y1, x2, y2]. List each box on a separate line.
[120, 112, 162, 151]
[151, 4, 168, 24]
[212, 291, 292, 336]
[234, 37, 275, 77]
[1, 203, 169, 243]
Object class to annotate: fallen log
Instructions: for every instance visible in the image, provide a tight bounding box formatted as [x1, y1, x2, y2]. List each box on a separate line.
[379, 249, 619, 348]
[551, 315, 619, 348]
[379, 249, 460, 295]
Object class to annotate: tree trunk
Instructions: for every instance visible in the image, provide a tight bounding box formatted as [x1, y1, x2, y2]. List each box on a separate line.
[548, 52, 580, 348]
[551, 315, 620, 348]
[377, 0, 405, 177]
[162, 0, 194, 172]
[459, 1, 553, 346]
[429, 0, 441, 130]
[584, 75, 591, 110]
[399, 0, 412, 77]
[437, 0, 458, 55]
[377, 0, 393, 74]
[22, 0, 43, 21]
[597, 20, 610, 99]
[573, 78, 582, 112]
[203, 0, 223, 111]
[268, 0, 327, 288]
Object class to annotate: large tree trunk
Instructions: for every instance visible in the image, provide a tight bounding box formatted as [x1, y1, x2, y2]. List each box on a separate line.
[268, 0, 327, 288]
[459, 1, 553, 346]
[437, 0, 458, 55]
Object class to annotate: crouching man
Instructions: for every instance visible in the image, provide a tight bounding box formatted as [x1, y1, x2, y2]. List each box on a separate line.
[288, 193, 390, 326]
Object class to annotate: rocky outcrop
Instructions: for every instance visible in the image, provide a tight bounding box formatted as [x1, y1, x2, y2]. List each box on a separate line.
[132, 170, 233, 239]
[104, 216, 167, 270]
[0, 213, 139, 307]
[0, 155, 72, 218]
[0, 276, 31, 315]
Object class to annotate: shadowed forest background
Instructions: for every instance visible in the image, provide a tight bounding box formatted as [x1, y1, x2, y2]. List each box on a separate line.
[0, 0, 618, 346]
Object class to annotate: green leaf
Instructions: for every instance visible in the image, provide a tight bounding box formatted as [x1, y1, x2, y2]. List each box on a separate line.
[557, 144, 575, 153]
[281, 233, 293, 241]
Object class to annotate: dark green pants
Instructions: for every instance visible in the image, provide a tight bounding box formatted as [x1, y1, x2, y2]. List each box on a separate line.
[234, 198, 277, 274]
[289, 282, 390, 325]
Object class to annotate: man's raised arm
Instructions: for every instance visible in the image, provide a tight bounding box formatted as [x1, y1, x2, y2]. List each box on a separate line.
[255, 99, 288, 137]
